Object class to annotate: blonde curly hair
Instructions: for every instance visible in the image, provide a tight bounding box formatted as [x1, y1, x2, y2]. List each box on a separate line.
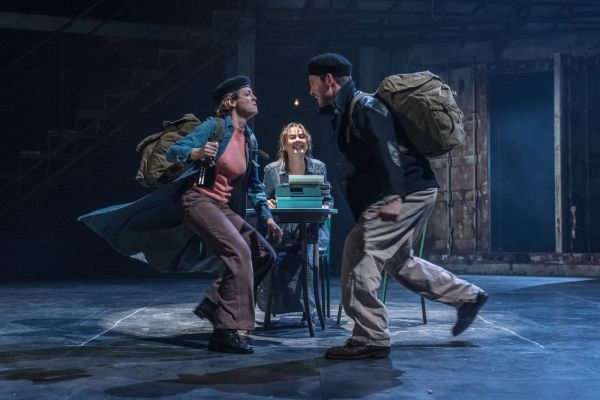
[277, 122, 313, 170]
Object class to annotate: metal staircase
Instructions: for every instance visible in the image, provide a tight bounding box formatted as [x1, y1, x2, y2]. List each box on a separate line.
[0, 8, 258, 222]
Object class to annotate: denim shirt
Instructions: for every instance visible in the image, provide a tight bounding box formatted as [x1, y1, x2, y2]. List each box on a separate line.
[166, 115, 272, 221]
[263, 157, 334, 208]
[263, 157, 333, 249]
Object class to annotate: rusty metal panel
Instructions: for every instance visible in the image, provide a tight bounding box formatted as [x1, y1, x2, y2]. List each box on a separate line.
[427, 66, 486, 254]
[429, 197, 449, 252]
[554, 53, 564, 253]
[585, 58, 600, 252]
[475, 68, 490, 252]
[422, 57, 600, 257]
[558, 54, 600, 252]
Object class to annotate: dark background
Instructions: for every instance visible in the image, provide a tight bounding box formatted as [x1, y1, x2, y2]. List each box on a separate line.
[2, 0, 600, 280]
[489, 71, 555, 252]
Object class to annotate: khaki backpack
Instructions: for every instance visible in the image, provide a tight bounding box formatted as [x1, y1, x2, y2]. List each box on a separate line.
[135, 114, 224, 187]
[349, 71, 465, 157]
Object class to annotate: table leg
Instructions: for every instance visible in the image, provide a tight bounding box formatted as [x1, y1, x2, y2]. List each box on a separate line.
[301, 223, 314, 337]
[312, 223, 326, 330]
[326, 252, 331, 318]
[264, 272, 273, 329]
[320, 254, 326, 319]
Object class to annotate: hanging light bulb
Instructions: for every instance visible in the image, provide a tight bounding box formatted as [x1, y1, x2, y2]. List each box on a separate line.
[293, 98, 300, 107]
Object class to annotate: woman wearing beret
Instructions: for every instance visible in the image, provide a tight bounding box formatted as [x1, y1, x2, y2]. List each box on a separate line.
[166, 75, 282, 354]
[80, 76, 281, 355]
[257, 123, 333, 323]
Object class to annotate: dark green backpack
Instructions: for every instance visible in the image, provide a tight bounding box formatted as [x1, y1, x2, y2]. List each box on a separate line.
[349, 71, 465, 157]
[135, 114, 224, 187]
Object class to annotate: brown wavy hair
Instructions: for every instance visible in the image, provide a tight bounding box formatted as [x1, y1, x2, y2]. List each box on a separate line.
[215, 90, 241, 117]
[277, 122, 313, 170]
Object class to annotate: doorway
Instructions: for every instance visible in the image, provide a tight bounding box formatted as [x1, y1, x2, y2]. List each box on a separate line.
[489, 71, 555, 252]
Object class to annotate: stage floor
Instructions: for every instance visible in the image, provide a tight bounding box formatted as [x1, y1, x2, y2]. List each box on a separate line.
[1, 275, 599, 399]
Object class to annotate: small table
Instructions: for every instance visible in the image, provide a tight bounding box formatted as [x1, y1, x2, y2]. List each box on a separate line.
[249, 207, 338, 337]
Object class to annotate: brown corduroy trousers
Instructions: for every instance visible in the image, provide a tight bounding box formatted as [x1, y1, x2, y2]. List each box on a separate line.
[180, 189, 275, 330]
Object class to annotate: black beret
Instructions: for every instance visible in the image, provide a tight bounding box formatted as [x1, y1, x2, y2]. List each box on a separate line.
[308, 53, 352, 77]
[212, 75, 251, 106]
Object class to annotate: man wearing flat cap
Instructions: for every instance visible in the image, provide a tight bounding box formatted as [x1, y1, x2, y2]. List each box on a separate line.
[307, 53, 488, 360]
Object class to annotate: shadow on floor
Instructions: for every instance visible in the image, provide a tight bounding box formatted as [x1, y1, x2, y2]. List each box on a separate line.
[105, 357, 404, 398]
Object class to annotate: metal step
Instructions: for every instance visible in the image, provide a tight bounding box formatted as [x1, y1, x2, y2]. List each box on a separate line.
[75, 110, 106, 136]
[184, 31, 215, 50]
[18, 150, 49, 177]
[103, 89, 135, 111]
[47, 129, 78, 140]
[131, 69, 159, 88]
[0, 173, 17, 185]
[1, 31, 238, 222]
[158, 49, 190, 71]
[18, 150, 48, 160]
[47, 129, 80, 157]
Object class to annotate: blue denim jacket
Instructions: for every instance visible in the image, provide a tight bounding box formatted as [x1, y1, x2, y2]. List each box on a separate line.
[167, 115, 271, 221]
[263, 157, 333, 249]
[263, 157, 333, 208]
[78, 115, 270, 274]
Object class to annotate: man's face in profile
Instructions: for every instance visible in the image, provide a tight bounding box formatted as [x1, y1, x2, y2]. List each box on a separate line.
[308, 74, 335, 108]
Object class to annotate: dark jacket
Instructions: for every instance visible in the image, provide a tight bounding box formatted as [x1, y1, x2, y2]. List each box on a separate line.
[321, 79, 438, 220]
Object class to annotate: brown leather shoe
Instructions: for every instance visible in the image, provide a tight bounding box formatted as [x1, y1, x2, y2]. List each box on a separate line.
[325, 338, 390, 360]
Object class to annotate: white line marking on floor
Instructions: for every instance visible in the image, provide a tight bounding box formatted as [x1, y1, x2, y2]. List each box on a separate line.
[478, 315, 545, 349]
[76, 307, 147, 347]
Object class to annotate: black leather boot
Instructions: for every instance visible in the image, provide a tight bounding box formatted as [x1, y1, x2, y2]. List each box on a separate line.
[208, 328, 253, 354]
[193, 298, 216, 325]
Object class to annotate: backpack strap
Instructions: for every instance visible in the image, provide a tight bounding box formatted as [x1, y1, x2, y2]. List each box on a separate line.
[212, 117, 225, 142]
[209, 117, 266, 158]
[346, 91, 370, 143]
[345, 92, 411, 155]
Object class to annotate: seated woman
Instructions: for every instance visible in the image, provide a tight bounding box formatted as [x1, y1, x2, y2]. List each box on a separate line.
[256, 122, 333, 322]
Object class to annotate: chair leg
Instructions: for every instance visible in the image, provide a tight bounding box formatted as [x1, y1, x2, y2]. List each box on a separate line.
[313, 263, 326, 330]
[319, 251, 332, 318]
[263, 270, 273, 330]
[417, 224, 428, 324]
[380, 271, 389, 304]
[336, 301, 343, 325]
[326, 264, 330, 318]
[320, 252, 326, 318]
